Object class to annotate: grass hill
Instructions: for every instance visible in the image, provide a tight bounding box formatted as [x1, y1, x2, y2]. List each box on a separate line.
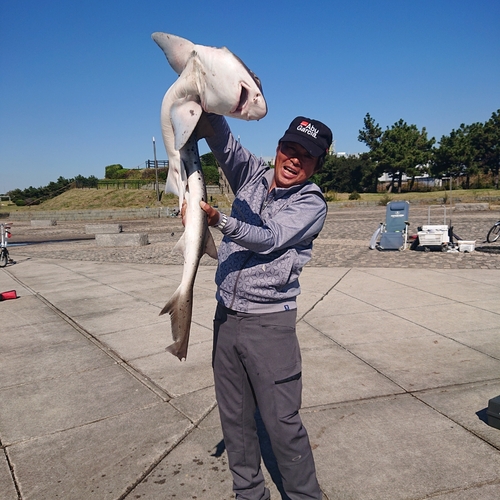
[36, 188, 177, 210]
[5, 187, 500, 213]
[8, 188, 231, 211]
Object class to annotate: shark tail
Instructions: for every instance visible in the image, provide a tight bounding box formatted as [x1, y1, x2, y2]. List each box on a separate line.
[160, 286, 192, 361]
[166, 339, 189, 362]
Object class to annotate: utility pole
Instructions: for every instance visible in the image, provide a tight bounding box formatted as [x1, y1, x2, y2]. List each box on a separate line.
[152, 137, 160, 202]
[442, 176, 453, 210]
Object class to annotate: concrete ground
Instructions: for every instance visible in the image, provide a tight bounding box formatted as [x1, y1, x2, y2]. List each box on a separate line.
[1, 205, 500, 499]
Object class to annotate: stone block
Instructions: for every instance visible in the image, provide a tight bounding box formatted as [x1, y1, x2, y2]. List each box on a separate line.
[85, 224, 122, 235]
[454, 203, 489, 211]
[95, 233, 149, 247]
[31, 219, 57, 227]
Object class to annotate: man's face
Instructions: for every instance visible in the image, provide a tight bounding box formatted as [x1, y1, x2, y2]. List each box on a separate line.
[272, 141, 319, 189]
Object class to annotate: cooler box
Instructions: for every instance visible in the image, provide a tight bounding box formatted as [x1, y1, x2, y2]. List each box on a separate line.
[417, 225, 450, 247]
[487, 395, 500, 430]
[458, 240, 476, 252]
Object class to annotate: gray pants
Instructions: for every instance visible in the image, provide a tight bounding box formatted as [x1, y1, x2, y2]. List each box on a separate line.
[213, 304, 321, 500]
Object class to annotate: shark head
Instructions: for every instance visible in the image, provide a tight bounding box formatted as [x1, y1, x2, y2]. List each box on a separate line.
[152, 32, 267, 121]
[224, 53, 267, 121]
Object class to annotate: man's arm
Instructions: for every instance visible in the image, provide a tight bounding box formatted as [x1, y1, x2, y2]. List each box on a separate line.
[205, 114, 267, 194]
[201, 190, 327, 254]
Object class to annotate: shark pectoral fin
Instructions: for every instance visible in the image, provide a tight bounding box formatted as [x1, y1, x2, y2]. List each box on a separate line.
[170, 97, 203, 151]
[204, 231, 218, 260]
[151, 32, 195, 76]
[165, 168, 180, 197]
[172, 232, 186, 255]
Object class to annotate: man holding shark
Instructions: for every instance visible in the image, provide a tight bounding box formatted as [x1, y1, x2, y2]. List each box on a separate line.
[195, 113, 332, 500]
[153, 30, 331, 500]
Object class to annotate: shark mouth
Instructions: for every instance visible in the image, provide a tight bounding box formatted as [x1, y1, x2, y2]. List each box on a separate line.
[233, 84, 249, 114]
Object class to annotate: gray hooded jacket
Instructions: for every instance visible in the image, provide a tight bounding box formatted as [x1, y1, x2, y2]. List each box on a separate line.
[206, 115, 327, 313]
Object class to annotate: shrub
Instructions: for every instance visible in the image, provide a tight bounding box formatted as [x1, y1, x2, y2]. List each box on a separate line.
[202, 165, 219, 185]
[349, 191, 361, 200]
[378, 193, 392, 206]
[105, 164, 126, 179]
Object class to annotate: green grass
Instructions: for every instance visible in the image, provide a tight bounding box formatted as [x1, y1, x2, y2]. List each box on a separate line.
[325, 189, 500, 206]
[7, 188, 233, 211]
[6, 187, 500, 212]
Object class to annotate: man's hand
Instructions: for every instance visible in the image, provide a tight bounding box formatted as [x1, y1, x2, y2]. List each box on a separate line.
[200, 200, 221, 226]
[180, 199, 221, 227]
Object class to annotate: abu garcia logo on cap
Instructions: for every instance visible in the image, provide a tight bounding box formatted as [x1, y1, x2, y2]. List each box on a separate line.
[297, 120, 319, 139]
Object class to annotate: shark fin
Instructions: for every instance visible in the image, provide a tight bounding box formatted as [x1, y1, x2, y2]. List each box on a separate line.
[165, 157, 187, 210]
[165, 167, 180, 197]
[172, 232, 186, 255]
[204, 231, 218, 260]
[170, 97, 203, 151]
[151, 32, 195, 76]
[160, 285, 190, 361]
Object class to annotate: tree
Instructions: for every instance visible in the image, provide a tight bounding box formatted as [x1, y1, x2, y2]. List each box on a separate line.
[358, 113, 382, 150]
[474, 110, 500, 189]
[433, 123, 480, 188]
[7, 175, 96, 205]
[201, 152, 217, 168]
[74, 174, 99, 188]
[357, 114, 383, 192]
[105, 164, 125, 179]
[359, 114, 435, 193]
[200, 152, 220, 185]
[315, 155, 374, 193]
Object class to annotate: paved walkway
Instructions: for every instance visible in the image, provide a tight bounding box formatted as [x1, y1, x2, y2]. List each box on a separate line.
[1, 206, 500, 499]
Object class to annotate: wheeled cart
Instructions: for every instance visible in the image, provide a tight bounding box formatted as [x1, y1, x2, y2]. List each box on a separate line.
[416, 205, 450, 252]
[417, 225, 450, 252]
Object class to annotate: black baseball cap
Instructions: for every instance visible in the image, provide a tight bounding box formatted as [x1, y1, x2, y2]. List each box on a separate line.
[279, 116, 333, 157]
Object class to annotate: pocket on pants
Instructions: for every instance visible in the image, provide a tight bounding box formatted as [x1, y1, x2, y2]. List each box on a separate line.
[212, 304, 229, 369]
[273, 363, 303, 419]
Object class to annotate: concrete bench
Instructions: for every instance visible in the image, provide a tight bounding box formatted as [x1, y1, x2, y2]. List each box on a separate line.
[95, 233, 149, 247]
[85, 224, 122, 234]
[31, 219, 57, 227]
[454, 203, 489, 211]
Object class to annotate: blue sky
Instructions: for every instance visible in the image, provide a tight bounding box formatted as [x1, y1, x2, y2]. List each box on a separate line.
[1, 0, 499, 193]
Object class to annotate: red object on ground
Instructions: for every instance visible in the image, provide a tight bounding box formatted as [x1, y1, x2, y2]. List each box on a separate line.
[0, 290, 18, 300]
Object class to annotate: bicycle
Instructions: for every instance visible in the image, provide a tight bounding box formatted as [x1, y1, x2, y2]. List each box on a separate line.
[0, 223, 13, 267]
[487, 220, 500, 243]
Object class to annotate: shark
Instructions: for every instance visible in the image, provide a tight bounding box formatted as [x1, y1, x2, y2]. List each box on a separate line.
[152, 32, 267, 360]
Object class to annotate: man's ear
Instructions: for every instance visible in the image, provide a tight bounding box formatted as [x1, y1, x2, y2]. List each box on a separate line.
[314, 153, 326, 173]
